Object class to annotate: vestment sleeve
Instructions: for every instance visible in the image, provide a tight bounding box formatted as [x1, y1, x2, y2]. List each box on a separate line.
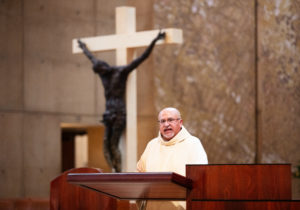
[189, 138, 208, 164]
[136, 156, 145, 172]
[136, 142, 150, 172]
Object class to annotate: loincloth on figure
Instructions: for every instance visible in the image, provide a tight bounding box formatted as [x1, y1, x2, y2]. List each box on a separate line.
[102, 98, 126, 128]
[102, 109, 126, 130]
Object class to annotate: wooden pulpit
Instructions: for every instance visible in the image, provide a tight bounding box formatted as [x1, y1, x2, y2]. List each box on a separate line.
[50, 168, 128, 210]
[66, 165, 300, 210]
[67, 172, 192, 200]
[186, 164, 299, 209]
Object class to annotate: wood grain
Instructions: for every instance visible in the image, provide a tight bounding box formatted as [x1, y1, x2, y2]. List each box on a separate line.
[50, 168, 119, 210]
[186, 164, 291, 200]
[67, 172, 192, 200]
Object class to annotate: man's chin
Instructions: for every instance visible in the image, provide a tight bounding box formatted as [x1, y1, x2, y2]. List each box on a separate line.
[162, 133, 174, 141]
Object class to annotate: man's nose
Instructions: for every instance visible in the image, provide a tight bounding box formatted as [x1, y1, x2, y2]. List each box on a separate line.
[162, 121, 171, 126]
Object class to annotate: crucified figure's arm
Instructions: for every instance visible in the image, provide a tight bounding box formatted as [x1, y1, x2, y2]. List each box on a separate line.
[123, 31, 166, 74]
[77, 39, 110, 68]
[77, 40, 96, 63]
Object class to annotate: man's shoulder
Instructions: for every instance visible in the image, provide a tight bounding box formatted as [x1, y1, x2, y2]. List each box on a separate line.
[184, 135, 202, 145]
[147, 137, 159, 145]
[143, 137, 160, 152]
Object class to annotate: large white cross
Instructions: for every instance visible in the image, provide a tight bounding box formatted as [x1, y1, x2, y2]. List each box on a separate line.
[73, 6, 182, 172]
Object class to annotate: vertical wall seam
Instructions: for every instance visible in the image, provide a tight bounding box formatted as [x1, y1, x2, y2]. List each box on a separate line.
[254, 0, 261, 163]
[21, 0, 26, 197]
[94, 0, 98, 116]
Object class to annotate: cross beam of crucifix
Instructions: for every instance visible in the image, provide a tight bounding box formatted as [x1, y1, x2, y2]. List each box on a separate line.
[72, 6, 183, 172]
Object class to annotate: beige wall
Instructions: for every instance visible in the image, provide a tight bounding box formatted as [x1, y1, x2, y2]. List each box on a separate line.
[0, 0, 129, 198]
[1, 0, 300, 199]
[87, 126, 111, 172]
[0, 0, 156, 198]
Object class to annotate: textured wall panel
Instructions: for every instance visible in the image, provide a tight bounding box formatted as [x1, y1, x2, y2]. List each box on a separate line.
[153, 0, 256, 163]
[258, 0, 300, 172]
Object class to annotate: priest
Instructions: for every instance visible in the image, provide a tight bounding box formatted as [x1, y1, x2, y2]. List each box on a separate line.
[137, 107, 208, 209]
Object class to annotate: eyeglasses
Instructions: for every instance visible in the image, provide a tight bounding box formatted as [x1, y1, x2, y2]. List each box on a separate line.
[158, 118, 181, 125]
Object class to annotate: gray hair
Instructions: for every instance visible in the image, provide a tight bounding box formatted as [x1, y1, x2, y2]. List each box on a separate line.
[158, 107, 182, 120]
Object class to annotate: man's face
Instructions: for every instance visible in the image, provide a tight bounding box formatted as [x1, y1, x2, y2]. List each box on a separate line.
[158, 109, 183, 141]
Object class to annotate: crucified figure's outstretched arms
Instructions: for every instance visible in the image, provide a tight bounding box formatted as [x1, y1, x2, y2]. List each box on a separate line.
[77, 30, 165, 74]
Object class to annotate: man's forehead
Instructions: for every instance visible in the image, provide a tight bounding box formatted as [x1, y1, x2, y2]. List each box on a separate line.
[159, 109, 179, 119]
